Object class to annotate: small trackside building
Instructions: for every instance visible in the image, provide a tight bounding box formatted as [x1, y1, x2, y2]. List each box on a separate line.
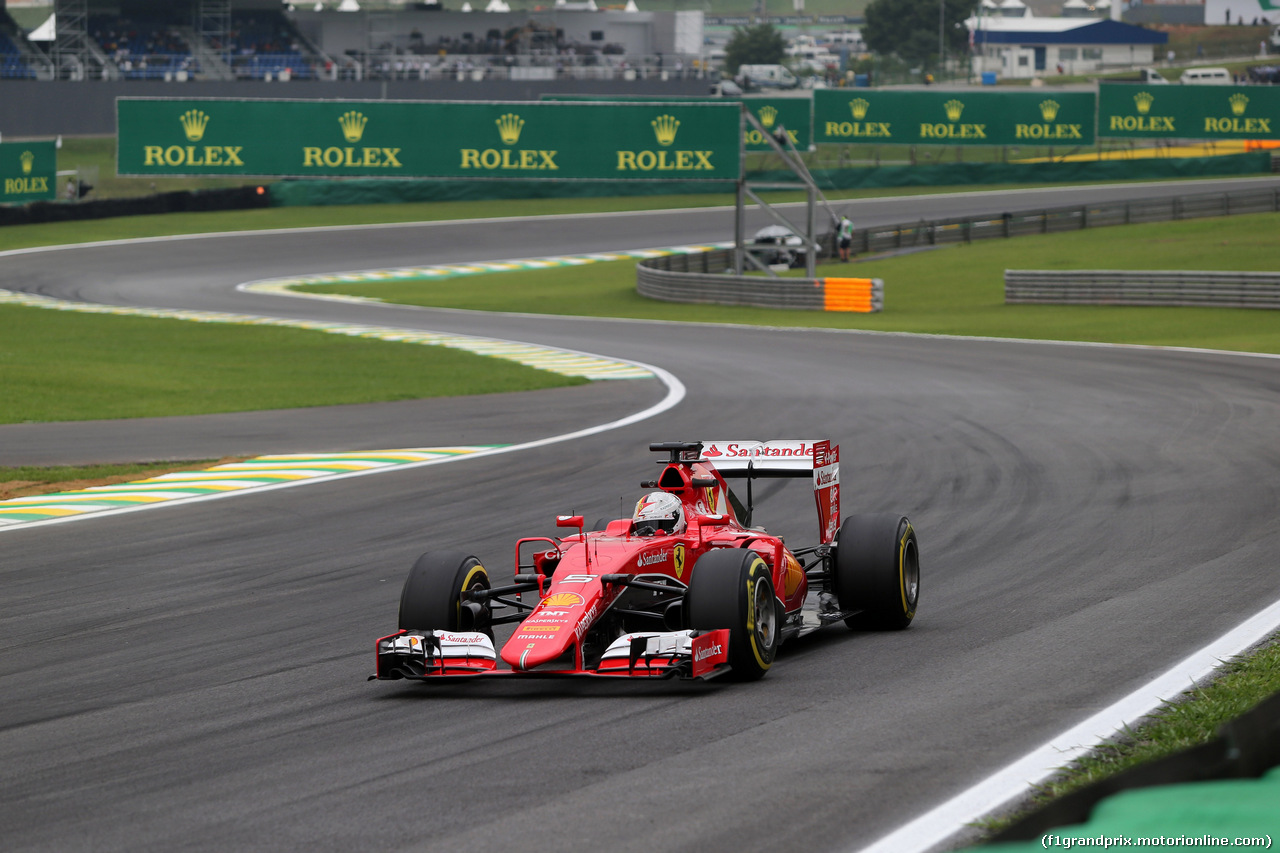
[969, 17, 1168, 79]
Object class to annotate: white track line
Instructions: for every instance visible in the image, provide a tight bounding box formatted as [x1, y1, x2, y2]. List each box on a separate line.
[853, 598, 1280, 853]
[0, 363, 683, 534]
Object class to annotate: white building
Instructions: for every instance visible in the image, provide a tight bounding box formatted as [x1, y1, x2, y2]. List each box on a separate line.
[969, 15, 1167, 78]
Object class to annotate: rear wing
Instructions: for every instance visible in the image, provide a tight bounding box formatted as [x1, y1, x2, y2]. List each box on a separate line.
[699, 440, 840, 545]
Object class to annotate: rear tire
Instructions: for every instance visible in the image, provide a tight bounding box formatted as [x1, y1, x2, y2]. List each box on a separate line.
[834, 514, 919, 630]
[398, 551, 491, 637]
[686, 549, 780, 681]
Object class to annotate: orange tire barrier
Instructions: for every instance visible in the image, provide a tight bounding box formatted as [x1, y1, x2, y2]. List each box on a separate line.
[822, 277, 883, 313]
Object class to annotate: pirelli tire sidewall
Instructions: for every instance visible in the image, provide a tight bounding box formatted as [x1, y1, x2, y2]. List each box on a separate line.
[397, 551, 490, 634]
[834, 514, 919, 631]
[686, 548, 781, 681]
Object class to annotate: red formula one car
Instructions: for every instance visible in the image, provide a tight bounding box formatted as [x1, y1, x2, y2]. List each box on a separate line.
[372, 440, 919, 683]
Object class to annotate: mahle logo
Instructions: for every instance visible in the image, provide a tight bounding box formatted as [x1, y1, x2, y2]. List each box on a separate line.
[303, 110, 402, 169]
[338, 110, 368, 143]
[617, 112, 714, 172]
[652, 114, 680, 146]
[1016, 97, 1083, 140]
[142, 107, 243, 168]
[460, 112, 555, 171]
[1205, 90, 1270, 135]
[496, 113, 525, 145]
[758, 105, 778, 128]
[921, 97, 986, 140]
[20, 150, 34, 175]
[825, 97, 890, 139]
[1109, 90, 1174, 133]
[180, 109, 209, 141]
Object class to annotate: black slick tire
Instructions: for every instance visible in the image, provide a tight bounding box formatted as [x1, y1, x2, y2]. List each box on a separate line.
[685, 548, 780, 681]
[834, 514, 919, 630]
[398, 551, 491, 636]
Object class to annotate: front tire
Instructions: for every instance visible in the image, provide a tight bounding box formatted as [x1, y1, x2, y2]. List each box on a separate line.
[834, 514, 919, 630]
[398, 551, 491, 637]
[686, 549, 780, 681]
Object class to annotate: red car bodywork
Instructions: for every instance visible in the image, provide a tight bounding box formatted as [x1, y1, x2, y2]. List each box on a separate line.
[374, 440, 841, 681]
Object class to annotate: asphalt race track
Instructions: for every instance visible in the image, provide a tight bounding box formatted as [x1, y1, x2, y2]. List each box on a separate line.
[3, 178, 1280, 853]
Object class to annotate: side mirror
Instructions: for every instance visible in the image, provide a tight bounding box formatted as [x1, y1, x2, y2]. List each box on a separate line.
[556, 515, 585, 529]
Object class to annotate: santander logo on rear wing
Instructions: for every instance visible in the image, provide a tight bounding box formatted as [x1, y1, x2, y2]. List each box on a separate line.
[701, 440, 840, 545]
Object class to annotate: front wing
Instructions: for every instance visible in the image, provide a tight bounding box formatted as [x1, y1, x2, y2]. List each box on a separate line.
[371, 629, 732, 681]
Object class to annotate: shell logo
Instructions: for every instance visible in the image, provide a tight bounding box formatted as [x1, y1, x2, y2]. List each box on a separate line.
[542, 592, 584, 607]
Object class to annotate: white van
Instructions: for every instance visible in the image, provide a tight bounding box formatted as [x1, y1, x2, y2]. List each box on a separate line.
[1137, 67, 1170, 84]
[735, 64, 799, 90]
[1180, 67, 1232, 85]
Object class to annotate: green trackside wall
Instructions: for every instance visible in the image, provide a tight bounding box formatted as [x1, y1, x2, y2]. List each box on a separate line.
[540, 94, 814, 153]
[815, 89, 1098, 146]
[1099, 83, 1280, 141]
[1, 141, 57, 204]
[116, 97, 742, 181]
[267, 152, 1271, 207]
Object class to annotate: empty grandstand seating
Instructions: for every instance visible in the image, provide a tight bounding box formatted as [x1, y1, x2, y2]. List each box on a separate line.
[1, 31, 37, 79]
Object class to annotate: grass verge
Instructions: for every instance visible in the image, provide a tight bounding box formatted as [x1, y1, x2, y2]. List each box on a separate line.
[0, 459, 228, 500]
[295, 212, 1280, 355]
[0, 305, 585, 424]
[970, 635, 1280, 843]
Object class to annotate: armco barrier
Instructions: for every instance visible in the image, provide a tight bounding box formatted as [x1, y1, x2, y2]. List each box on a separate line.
[849, 184, 1280, 256]
[636, 249, 883, 312]
[1005, 270, 1280, 309]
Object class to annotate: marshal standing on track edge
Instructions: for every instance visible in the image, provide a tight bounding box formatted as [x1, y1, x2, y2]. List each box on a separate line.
[371, 440, 919, 683]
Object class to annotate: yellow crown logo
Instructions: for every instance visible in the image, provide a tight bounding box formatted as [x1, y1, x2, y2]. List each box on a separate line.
[339, 111, 368, 143]
[1229, 93, 1249, 116]
[1134, 92, 1155, 115]
[1039, 99, 1060, 122]
[944, 99, 965, 122]
[850, 98, 870, 120]
[758, 105, 778, 128]
[652, 114, 680, 147]
[19, 150, 34, 175]
[495, 113, 524, 145]
[179, 109, 209, 142]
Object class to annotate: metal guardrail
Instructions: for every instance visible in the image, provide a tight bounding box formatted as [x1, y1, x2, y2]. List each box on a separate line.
[634, 185, 1279, 313]
[1006, 270, 1280, 309]
[849, 185, 1280, 256]
[636, 249, 883, 312]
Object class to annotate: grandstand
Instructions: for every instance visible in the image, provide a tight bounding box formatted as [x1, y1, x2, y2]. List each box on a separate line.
[1, 0, 708, 83]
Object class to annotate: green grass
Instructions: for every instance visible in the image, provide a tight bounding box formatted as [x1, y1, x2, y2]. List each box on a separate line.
[971, 636, 1280, 841]
[0, 460, 220, 499]
[295, 212, 1280, 355]
[0, 305, 585, 424]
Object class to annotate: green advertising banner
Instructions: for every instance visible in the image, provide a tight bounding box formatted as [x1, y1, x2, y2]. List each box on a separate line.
[541, 93, 812, 152]
[815, 89, 1097, 146]
[1, 141, 57, 204]
[118, 98, 742, 181]
[1099, 83, 1280, 140]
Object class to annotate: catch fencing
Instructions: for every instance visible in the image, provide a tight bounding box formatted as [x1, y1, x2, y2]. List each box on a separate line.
[1006, 270, 1280, 308]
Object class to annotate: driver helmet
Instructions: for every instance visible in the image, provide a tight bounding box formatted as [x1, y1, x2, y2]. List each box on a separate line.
[632, 491, 685, 536]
